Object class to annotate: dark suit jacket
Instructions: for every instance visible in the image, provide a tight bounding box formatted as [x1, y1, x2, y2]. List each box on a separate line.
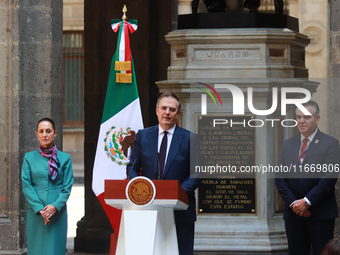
[127, 125, 201, 223]
[275, 130, 340, 221]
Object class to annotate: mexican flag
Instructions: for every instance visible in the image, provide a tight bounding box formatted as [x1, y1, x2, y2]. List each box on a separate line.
[92, 18, 143, 236]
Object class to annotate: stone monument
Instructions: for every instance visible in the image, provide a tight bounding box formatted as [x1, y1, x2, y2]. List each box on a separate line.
[157, 15, 317, 254]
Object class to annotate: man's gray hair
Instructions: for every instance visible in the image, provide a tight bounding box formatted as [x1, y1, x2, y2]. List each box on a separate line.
[156, 92, 181, 112]
[300, 100, 320, 117]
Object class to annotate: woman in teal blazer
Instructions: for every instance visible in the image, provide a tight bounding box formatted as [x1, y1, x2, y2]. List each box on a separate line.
[22, 118, 74, 255]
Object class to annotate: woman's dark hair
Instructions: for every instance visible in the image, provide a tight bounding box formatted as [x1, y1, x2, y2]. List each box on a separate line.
[322, 238, 340, 255]
[36, 117, 56, 131]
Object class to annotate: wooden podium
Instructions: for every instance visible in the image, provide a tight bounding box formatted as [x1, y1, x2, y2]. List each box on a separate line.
[105, 177, 189, 255]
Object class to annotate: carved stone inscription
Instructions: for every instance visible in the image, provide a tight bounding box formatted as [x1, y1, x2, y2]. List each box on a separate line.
[198, 116, 256, 214]
[199, 179, 255, 213]
[195, 49, 260, 59]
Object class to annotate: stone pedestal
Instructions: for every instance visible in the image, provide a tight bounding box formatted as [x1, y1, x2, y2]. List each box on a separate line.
[165, 28, 309, 80]
[157, 28, 318, 253]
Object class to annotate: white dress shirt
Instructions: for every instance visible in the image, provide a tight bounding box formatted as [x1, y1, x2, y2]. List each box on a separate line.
[158, 124, 176, 167]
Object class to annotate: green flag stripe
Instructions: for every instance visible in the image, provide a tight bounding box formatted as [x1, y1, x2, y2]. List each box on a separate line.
[111, 19, 137, 26]
[102, 19, 139, 123]
[128, 19, 138, 26]
[111, 19, 121, 25]
[115, 22, 123, 53]
[101, 54, 139, 123]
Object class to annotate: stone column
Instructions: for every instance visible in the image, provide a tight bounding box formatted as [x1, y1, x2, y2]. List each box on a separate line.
[329, 0, 340, 236]
[0, 1, 63, 254]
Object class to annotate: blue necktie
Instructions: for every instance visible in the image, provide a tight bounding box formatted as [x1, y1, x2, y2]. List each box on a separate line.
[159, 131, 168, 179]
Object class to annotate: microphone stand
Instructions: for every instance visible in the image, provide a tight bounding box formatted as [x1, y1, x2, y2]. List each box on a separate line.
[157, 153, 161, 180]
[127, 147, 139, 180]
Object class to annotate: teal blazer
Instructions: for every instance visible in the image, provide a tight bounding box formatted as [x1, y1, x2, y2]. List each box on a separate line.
[22, 149, 74, 255]
[22, 150, 74, 213]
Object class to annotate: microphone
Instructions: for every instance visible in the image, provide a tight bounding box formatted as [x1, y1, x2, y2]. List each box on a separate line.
[127, 146, 139, 180]
[157, 153, 160, 180]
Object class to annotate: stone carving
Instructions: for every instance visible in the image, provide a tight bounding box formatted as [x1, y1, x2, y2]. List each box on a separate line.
[302, 26, 324, 53]
[191, 0, 283, 14]
[194, 49, 260, 59]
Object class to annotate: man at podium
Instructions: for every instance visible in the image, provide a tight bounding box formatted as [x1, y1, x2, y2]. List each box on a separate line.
[127, 92, 201, 255]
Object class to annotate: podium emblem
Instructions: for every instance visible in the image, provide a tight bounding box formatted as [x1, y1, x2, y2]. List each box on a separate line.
[126, 177, 156, 206]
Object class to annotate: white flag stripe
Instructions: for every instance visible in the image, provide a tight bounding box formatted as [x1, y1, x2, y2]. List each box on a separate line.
[92, 98, 143, 196]
[130, 24, 137, 31]
[119, 25, 125, 62]
[111, 23, 120, 31]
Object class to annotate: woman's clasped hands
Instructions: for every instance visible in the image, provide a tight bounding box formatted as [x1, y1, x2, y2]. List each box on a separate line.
[40, 205, 57, 225]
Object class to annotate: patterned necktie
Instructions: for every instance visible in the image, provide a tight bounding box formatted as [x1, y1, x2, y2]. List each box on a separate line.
[299, 138, 309, 163]
[159, 131, 168, 179]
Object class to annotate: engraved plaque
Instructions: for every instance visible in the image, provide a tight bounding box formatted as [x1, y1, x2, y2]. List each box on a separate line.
[197, 116, 256, 214]
[195, 49, 260, 60]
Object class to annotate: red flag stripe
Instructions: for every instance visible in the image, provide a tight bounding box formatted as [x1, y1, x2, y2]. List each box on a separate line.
[97, 192, 122, 236]
[123, 21, 132, 74]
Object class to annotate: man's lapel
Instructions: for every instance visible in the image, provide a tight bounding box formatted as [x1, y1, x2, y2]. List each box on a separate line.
[292, 135, 301, 164]
[303, 129, 321, 164]
[163, 126, 184, 178]
[148, 126, 159, 174]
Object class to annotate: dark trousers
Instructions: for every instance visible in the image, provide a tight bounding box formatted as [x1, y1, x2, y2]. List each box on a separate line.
[285, 218, 335, 255]
[175, 221, 195, 255]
